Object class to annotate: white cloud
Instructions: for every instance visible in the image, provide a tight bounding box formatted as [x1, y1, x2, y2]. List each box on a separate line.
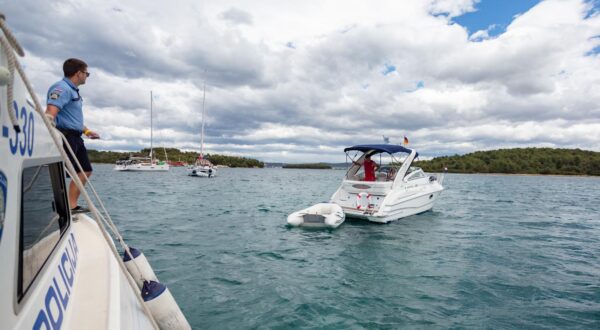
[2, 0, 599, 162]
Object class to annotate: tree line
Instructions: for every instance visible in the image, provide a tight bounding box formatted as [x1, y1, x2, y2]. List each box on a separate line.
[87, 148, 264, 168]
[415, 148, 600, 176]
[282, 163, 332, 169]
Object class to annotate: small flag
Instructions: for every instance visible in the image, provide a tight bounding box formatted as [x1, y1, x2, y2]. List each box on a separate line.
[403, 136, 409, 145]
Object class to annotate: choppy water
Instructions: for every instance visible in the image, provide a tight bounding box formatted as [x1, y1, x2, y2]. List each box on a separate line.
[90, 165, 600, 329]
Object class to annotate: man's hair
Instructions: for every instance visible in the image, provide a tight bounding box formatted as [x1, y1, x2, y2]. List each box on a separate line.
[63, 58, 87, 77]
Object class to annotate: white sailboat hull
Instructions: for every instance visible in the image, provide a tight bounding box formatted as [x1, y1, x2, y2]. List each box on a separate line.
[114, 163, 170, 171]
[187, 166, 216, 177]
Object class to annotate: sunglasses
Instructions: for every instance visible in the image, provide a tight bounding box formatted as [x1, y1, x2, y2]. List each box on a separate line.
[80, 70, 90, 77]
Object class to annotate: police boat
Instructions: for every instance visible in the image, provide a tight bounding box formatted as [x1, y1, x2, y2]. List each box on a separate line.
[0, 14, 189, 329]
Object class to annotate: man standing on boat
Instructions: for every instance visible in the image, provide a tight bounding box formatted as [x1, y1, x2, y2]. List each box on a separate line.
[45, 58, 99, 213]
[363, 154, 379, 181]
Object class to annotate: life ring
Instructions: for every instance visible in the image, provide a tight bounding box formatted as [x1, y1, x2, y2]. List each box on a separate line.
[356, 192, 371, 210]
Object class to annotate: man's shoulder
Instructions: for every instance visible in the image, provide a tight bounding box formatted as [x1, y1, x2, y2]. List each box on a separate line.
[48, 79, 69, 92]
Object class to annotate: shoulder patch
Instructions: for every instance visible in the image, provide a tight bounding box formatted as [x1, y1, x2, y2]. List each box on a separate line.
[49, 86, 64, 100]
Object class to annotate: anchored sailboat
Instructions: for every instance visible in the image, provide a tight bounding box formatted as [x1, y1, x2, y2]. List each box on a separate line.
[115, 91, 170, 171]
[188, 84, 217, 177]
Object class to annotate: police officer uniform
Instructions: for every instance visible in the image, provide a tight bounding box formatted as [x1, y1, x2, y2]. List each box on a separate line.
[47, 77, 92, 173]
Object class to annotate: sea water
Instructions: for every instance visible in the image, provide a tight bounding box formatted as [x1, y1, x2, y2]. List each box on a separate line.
[91, 165, 600, 329]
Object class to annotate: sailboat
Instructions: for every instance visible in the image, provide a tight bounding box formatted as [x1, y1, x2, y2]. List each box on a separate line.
[114, 91, 170, 171]
[187, 84, 217, 177]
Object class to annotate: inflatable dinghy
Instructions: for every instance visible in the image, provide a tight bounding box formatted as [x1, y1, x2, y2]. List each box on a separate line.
[287, 203, 345, 228]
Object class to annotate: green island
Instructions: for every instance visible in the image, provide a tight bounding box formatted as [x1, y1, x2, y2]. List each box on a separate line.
[415, 148, 600, 176]
[88, 148, 264, 168]
[282, 163, 332, 169]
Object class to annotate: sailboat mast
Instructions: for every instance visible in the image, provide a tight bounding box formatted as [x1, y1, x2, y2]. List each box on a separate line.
[150, 90, 153, 160]
[200, 84, 206, 158]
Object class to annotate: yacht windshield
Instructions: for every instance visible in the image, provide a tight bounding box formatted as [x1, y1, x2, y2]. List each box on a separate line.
[345, 151, 408, 182]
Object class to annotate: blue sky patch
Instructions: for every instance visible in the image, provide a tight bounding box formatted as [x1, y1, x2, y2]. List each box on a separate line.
[453, 0, 541, 39]
[587, 35, 600, 56]
[586, 45, 600, 56]
[584, 0, 600, 19]
[405, 81, 425, 93]
[382, 63, 396, 76]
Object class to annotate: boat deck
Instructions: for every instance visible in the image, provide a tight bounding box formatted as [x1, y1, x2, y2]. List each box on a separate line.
[68, 215, 154, 329]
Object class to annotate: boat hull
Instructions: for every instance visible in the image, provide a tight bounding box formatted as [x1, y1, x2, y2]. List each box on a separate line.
[343, 187, 443, 223]
[331, 175, 444, 223]
[114, 164, 170, 171]
[187, 166, 216, 177]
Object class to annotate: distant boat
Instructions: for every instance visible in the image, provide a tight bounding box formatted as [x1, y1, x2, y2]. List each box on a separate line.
[168, 159, 188, 167]
[188, 84, 217, 177]
[115, 91, 170, 172]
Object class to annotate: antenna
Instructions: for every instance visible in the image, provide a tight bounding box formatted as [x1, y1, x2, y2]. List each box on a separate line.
[200, 83, 206, 159]
[150, 90, 153, 160]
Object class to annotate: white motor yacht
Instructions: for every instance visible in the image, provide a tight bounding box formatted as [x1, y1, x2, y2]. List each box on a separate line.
[330, 144, 445, 223]
[0, 16, 188, 329]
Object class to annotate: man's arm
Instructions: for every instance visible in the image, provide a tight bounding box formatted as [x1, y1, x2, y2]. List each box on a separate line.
[44, 105, 59, 127]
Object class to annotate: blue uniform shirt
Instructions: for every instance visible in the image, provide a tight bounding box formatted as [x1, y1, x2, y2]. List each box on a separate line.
[47, 78, 84, 131]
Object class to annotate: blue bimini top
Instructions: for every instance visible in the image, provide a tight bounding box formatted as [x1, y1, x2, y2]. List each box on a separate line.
[344, 144, 416, 157]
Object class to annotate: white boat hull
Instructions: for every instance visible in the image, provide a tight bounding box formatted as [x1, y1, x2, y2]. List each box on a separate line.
[1, 25, 188, 329]
[187, 166, 216, 177]
[114, 163, 170, 171]
[287, 203, 345, 228]
[341, 186, 443, 223]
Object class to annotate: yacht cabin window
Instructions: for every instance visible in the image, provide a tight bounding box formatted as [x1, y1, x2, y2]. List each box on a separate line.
[406, 169, 426, 181]
[18, 162, 70, 301]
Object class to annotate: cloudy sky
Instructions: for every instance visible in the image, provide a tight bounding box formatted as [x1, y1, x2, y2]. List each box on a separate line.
[3, 0, 600, 162]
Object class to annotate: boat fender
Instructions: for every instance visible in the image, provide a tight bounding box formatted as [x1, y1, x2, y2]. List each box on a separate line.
[142, 280, 191, 330]
[123, 247, 158, 289]
[356, 192, 371, 210]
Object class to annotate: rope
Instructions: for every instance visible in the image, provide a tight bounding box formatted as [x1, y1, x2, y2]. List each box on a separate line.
[0, 14, 22, 132]
[0, 14, 159, 329]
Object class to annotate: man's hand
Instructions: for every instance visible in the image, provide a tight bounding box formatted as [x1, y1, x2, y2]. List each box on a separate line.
[84, 130, 100, 139]
[44, 113, 56, 127]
